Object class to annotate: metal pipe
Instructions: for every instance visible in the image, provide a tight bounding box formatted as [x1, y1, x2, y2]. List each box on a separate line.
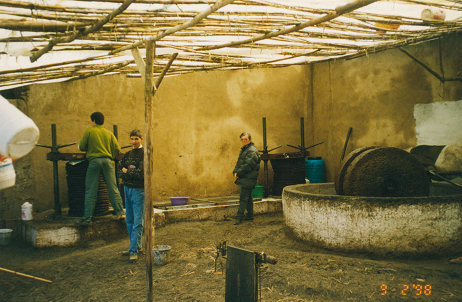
[262, 117, 269, 198]
[300, 117, 305, 151]
[262, 117, 267, 151]
[340, 127, 353, 162]
[113, 125, 118, 140]
[113, 125, 120, 186]
[51, 124, 62, 216]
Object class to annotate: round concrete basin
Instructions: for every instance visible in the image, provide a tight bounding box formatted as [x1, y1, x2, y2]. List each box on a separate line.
[282, 182, 462, 256]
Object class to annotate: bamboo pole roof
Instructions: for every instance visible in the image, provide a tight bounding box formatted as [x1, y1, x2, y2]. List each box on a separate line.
[0, 0, 461, 90]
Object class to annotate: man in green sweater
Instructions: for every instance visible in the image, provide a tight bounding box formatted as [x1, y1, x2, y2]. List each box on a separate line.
[78, 112, 125, 226]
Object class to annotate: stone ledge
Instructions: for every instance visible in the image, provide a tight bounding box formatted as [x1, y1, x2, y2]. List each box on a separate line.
[14, 198, 282, 248]
[283, 182, 462, 257]
[16, 215, 127, 248]
[159, 198, 282, 223]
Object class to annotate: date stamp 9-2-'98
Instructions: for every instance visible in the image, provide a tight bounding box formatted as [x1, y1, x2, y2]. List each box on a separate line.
[380, 283, 432, 296]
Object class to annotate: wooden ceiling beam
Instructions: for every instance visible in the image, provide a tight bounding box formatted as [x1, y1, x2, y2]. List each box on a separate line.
[110, 0, 237, 54]
[29, 0, 137, 62]
[197, 0, 379, 51]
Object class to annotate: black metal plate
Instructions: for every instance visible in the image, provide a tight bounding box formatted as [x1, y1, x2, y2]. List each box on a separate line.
[225, 246, 256, 302]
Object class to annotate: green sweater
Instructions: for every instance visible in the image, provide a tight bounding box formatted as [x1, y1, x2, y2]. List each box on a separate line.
[79, 125, 121, 160]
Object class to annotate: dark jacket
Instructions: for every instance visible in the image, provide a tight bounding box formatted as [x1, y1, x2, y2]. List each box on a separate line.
[233, 142, 260, 189]
[120, 147, 144, 188]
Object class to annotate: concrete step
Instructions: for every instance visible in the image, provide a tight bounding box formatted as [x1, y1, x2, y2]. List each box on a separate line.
[13, 197, 281, 248]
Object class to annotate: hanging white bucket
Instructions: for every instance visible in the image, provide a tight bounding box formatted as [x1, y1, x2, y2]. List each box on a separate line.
[421, 8, 446, 22]
[0, 95, 40, 159]
[0, 157, 16, 190]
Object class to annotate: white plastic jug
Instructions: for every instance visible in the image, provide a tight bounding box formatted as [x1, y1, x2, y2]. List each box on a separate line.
[21, 201, 33, 221]
[0, 95, 40, 159]
[0, 156, 16, 190]
[421, 8, 446, 21]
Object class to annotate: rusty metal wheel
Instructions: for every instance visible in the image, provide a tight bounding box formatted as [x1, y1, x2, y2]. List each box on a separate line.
[342, 147, 430, 197]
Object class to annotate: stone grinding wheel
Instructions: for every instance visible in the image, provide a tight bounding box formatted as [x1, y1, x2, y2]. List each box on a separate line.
[335, 146, 378, 195]
[342, 147, 430, 197]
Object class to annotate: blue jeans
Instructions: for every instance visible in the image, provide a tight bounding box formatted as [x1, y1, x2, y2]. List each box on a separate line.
[124, 186, 145, 254]
[83, 157, 124, 219]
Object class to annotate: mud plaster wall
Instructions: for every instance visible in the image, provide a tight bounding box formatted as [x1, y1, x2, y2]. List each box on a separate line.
[2, 33, 461, 221]
[307, 32, 462, 183]
[0, 75, 146, 221]
[0, 66, 308, 220]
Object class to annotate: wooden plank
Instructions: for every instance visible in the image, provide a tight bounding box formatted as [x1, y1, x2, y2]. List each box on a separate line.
[0, 267, 52, 283]
[131, 48, 146, 82]
[153, 53, 178, 93]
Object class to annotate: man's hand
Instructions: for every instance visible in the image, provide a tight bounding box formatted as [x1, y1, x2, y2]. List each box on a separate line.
[122, 167, 128, 173]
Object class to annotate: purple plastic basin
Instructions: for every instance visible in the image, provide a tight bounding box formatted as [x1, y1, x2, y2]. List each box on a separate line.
[170, 196, 189, 206]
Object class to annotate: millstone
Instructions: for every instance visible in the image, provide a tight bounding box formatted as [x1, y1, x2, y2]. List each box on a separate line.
[409, 145, 445, 169]
[335, 146, 377, 195]
[342, 147, 430, 197]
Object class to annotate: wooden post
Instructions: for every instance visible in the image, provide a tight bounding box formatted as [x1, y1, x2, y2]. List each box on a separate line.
[143, 40, 155, 302]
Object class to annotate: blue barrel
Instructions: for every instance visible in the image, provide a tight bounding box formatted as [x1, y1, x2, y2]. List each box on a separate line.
[305, 157, 325, 183]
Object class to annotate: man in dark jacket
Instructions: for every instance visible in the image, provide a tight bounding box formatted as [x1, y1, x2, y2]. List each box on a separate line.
[120, 129, 144, 262]
[233, 132, 260, 225]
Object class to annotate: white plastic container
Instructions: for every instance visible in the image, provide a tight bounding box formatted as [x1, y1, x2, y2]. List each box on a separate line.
[21, 201, 33, 221]
[0, 95, 40, 159]
[0, 157, 16, 190]
[421, 8, 446, 21]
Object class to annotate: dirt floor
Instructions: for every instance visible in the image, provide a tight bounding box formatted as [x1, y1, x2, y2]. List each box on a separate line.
[1, 213, 462, 302]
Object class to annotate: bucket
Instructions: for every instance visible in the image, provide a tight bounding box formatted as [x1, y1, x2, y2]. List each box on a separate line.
[252, 185, 264, 198]
[0, 157, 16, 190]
[0, 229, 13, 246]
[305, 157, 325, 183]
[170, 196, 189, 206]
[0, 95, 40, 159]
[152, 245, 171, 266]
